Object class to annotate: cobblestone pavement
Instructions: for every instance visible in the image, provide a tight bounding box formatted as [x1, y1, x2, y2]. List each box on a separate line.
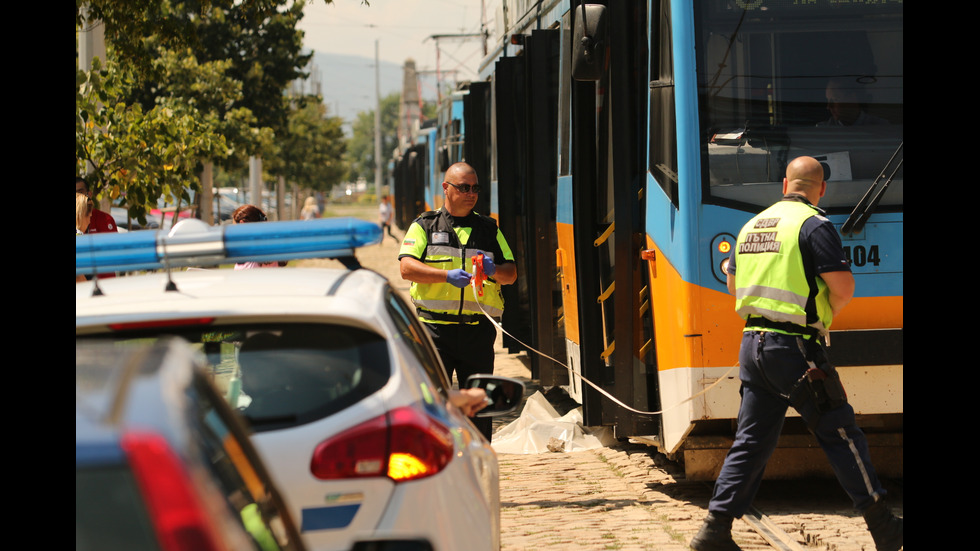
[487, 352, 902, 551]
[298, 216, 901, 551]
[490, 353, 772, 551]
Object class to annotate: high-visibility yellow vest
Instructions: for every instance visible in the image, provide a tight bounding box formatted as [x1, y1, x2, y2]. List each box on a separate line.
[403, 209, 510, 324]
[734, 199, 833, 336]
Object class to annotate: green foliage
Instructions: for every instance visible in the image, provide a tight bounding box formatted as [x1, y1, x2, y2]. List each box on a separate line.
[76, 0, 349, 219]
[76, 58, 230, 224]
[189, 0, 311, 135]
[346, 93, 437, 185]
[266, 97, 348, 192]
[145, 47, 277, 168]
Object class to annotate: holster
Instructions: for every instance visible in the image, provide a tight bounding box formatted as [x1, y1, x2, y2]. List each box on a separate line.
[789, 341, 847, 416]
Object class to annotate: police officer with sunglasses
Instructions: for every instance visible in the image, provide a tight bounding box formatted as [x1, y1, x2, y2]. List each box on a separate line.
[399, 162, 518, 441]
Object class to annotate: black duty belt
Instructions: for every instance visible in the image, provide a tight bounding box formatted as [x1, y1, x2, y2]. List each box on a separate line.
[418, 309, 487, 324]
[745, 316, 819, 337]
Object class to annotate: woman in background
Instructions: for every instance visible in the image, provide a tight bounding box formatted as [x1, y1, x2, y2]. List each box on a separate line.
[300, 196, 320, 220]
[76, 192, 93, 282]
[232, 204, 287, 269]
[76, 192, 93, 235]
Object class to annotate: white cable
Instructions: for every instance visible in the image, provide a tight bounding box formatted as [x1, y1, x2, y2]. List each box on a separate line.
[471, 274, 738, 416]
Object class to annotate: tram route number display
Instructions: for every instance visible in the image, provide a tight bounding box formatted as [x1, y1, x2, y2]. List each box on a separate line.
[842, 245, 880, 268]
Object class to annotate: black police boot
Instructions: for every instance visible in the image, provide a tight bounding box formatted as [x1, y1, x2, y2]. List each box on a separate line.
[690, 512, 742, 551]
[863, 500, 903, 551]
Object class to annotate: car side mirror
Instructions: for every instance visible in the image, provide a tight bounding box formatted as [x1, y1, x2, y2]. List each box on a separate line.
[464, 374, 526, 417]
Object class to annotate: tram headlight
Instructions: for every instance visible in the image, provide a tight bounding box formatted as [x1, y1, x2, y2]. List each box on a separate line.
[710, 233, 737, 285]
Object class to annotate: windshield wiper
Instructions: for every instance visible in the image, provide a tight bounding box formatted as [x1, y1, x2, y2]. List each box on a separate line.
[840, 141, 903, 236]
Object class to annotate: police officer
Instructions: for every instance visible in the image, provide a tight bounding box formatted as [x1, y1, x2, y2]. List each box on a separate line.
[398, 162, 517, 440]
[691, 156, 902, 551]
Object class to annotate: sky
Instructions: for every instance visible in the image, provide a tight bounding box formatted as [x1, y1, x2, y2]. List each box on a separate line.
[297, 0, 489, 100]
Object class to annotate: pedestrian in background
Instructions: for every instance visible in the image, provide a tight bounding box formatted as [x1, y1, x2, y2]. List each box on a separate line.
[76, 192, 93, 236]
[690, 156, 902, 551]
[378, 195, 398, 242]
[76, 192, 93, 283]
[300, 196, 320, 220]
[398, 162, 517, 441]
[75, 177, 117, 235]
[232, 204, 286, 270]
[76, 176, 118, 279]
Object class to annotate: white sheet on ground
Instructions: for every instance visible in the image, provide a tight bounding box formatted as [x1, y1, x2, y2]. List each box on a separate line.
[490, 391, 616, 454]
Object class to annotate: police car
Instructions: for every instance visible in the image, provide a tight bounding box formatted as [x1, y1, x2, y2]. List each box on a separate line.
[76, 218, 523, 551]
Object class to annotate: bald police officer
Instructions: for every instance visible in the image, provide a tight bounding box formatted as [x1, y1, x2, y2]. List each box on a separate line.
[691, 156, 903, 551]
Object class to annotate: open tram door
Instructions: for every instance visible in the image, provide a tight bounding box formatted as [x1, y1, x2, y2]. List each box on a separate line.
[489, 28, 566, 384]
[562, 1, 659, 438]
[392, 144, 427, 230]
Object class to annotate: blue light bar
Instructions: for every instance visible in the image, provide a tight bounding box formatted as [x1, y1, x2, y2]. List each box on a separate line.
[76, 217, 382, 275]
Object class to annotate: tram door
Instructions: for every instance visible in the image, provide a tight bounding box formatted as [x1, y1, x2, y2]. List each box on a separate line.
[490, 29, 565, 382]
[392, 144, 426, 230]
[569, 1, 657, 435]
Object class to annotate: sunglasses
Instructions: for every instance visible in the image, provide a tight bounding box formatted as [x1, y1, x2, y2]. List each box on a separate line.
[445, 182, 481, 194]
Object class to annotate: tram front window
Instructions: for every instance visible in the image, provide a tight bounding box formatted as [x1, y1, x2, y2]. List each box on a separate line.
[695, 0, 903, 212]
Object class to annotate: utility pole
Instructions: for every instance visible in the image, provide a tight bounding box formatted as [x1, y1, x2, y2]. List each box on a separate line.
[78, 10, 105, 73]
[78, 9, 112, 213]
[481, 0, 488, 56]
[375, 40, 383, 197]
[424, 33, 482, 103]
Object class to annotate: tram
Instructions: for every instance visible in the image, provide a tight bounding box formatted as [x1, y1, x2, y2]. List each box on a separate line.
[391, 121, 436, 230]
[394, 0, 903, 480]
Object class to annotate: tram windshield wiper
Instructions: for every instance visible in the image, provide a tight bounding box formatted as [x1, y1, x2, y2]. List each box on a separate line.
[840, 141, 903, 236]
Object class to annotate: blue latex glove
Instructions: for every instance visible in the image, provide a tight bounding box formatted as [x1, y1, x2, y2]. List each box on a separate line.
[446, 268, 472, 288]
[474, 250, 496, 276]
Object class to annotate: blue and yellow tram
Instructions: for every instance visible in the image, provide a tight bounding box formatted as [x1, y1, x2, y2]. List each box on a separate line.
[395, 0, 903, 480]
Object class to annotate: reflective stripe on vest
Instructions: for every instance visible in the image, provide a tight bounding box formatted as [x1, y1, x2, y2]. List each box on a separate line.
[734, 200, 832, 335]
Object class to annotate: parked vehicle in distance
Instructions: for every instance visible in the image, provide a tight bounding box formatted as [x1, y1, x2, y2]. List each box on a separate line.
[76, 218, 525, 551]
[76, 337, 306, 551]
[110, 207, 161, 231]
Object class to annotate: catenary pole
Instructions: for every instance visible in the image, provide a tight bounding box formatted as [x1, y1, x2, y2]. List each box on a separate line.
[375, 40, 383, 198]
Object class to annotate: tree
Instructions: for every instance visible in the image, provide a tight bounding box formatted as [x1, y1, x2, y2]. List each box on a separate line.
[76, 58, 230, 224]
[346, 94, 436, 187]
[76, 0, 361, 219]
[190, 0, 312, 144]
[108, 0, 311, 171]
[267, 96, 348, 193]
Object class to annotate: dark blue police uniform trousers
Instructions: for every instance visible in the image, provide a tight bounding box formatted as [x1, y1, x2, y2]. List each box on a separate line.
[423, 319, 497, 441]
[709, 331, 886, 517]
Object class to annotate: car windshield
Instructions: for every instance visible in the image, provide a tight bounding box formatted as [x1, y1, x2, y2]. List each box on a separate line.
[79, 323, 391, 432]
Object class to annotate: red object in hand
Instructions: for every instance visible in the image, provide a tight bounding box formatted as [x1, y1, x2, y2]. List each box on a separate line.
[472, 253, 486, 297]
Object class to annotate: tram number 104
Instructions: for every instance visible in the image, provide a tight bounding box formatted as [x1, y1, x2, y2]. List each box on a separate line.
[842, 245, 881, 268]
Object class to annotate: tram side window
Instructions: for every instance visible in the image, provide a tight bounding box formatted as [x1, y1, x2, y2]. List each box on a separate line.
[558, 12, 572, 177]
[490, 76, 499, 187]
[648, 0, 678, 207]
